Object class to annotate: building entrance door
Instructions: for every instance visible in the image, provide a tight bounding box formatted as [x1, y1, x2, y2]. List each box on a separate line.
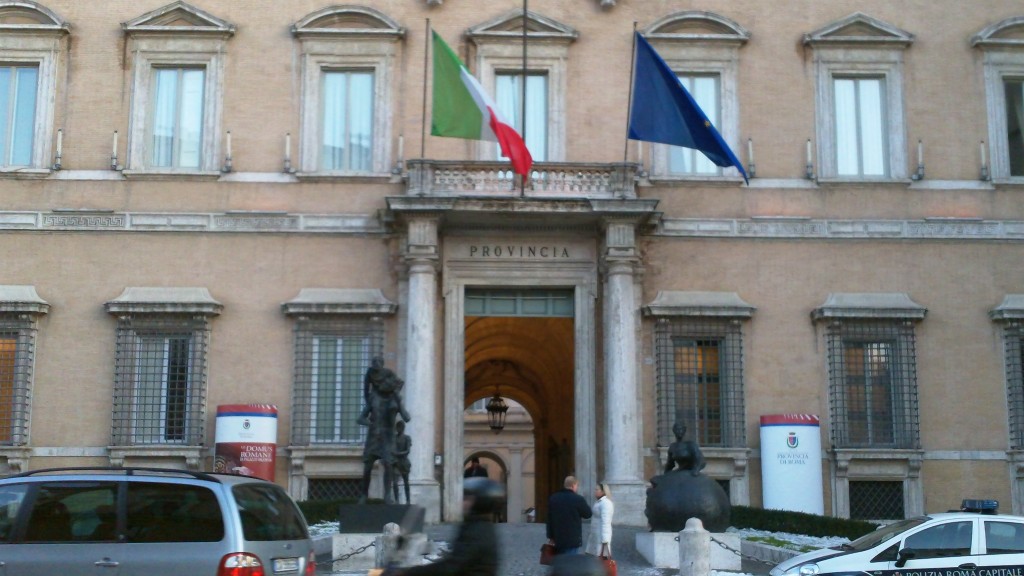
[462, 290, 574, 522]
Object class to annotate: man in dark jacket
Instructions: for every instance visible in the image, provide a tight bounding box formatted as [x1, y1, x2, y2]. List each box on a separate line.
[546, 476, 592, 555]
[394, 477, 505, 576]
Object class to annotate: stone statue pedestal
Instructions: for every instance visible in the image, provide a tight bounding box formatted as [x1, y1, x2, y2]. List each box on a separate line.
[338, 504, 425, 534]
[645, 472, 730, 532]
[635, 530, 741, 571]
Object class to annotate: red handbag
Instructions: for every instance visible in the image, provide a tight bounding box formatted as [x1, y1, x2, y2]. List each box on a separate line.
[599, 543, 617, 576]
[599, 555, 617, 576]
[540, 543, 555, 565]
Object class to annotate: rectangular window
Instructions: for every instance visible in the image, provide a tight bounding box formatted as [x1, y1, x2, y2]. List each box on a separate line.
[113, 316, 208, 446]
[834, 77, 887, 177]
[311, 335, 369, 443]
[827, 321, 919, 449]
[670, 74, 720, 175]
[1002, 327, 1024, 449]
[655, 319, 746, 448]
[496, 72, 548, 162]
[150, 67, 205, 169]
[0, 65, 38, 167]
[1005, 79, 1024, 177]
[134, 335, 192, 443]
[0, 318, 33, 446]
[291, 318, 382, 446]
[321, 70, 373, 171]
[849, 480, 904, 520]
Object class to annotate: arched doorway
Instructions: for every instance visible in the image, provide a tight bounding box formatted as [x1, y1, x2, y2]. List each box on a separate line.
[462, 292, 575, 523]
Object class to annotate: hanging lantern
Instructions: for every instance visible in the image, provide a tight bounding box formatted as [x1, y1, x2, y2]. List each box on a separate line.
[485, 386, 509, 433]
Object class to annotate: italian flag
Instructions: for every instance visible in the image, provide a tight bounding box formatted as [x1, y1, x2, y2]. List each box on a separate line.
[431, 31, 533, 177]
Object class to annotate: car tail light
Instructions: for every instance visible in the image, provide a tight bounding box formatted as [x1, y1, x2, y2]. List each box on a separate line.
[218, 552, 265, 576]
[305, 550, 317, 576]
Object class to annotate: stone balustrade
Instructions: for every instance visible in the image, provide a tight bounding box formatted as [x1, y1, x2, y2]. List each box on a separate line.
[405, 160, 639, 199]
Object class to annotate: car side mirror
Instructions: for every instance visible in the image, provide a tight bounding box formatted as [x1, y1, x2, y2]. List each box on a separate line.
[895, 547, 917, 568]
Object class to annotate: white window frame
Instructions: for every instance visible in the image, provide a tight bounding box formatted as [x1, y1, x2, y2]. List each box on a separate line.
[0, 2, 67, 175]
[641, 12, 748, 181]
[122, 2, 234, 177]
[292, 6, 403, 176]
[805, 13, 912, 181]
[468, 10, 577, 164]
[973, 17, 1024, 182]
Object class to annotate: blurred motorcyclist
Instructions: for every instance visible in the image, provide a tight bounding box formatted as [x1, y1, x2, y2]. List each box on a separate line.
[389, 477, 505, 576]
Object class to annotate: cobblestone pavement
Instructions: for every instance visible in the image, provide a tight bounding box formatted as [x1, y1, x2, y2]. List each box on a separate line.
[320, 522, 776, 575]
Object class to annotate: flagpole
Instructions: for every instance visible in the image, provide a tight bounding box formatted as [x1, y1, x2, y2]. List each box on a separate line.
[519, 0, 528, 197]
[421, 18, 430, 160]
[622, 22, 638, 166]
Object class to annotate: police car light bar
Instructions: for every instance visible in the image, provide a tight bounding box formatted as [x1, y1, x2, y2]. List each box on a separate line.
[961, 499, 999, 514]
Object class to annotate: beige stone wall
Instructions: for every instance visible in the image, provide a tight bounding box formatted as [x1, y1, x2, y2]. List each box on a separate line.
[3, 0, 1024, 517]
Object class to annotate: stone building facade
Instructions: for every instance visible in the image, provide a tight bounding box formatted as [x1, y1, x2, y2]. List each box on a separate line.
[2, 0, 1024, 525]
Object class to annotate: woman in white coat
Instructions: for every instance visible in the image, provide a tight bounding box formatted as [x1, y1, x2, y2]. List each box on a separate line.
[585, 482, 614, 557]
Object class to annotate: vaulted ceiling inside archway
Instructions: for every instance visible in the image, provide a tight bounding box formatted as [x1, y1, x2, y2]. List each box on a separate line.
[463, 316, 575, 426]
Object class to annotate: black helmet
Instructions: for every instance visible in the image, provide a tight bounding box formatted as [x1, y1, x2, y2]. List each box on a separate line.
[463, 477, 506, 515]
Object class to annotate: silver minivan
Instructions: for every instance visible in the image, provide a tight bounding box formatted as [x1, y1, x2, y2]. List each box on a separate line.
[0, 467, 316, 576]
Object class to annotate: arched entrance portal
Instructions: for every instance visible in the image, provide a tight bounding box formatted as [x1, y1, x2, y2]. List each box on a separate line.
[462, 307, 574, 522]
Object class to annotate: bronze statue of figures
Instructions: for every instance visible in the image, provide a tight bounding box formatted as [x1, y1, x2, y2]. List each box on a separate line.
[358, 356, 411, 504]
[393, 420, 412, 504]
[664, 420, 706, 476]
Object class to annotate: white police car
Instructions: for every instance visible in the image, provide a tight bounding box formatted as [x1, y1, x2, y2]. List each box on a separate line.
[770, 500, 1024, 576]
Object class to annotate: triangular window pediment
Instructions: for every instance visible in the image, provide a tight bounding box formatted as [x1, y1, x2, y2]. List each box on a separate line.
[643, 11, 749, 45]
[292, 5, 403, 40]
[468, 9, 577, 44]
[123, 1, 234, 36]
[0, 1, 67, 32]
[804, 12, 913, 48]
[972, 16, 1024, 49]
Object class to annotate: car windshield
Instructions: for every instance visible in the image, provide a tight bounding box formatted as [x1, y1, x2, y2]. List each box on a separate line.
[844, 517, 929, 552]
[233, 483, 309, 541]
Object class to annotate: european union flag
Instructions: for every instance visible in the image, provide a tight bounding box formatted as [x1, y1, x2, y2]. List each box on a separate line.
[628, 32, 748, 183]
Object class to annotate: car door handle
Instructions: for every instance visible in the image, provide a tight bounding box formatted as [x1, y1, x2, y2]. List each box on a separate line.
[958, 564, 977, 569]
[94, 558, 120, 568]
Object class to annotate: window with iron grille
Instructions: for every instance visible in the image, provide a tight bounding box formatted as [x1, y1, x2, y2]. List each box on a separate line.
[1001, 323, 1024, 450]
[290, 318, 383, 446]
[826, 320, 920, 449]
[111, 315, 209, 446]
[0, 315, 35, 446]
[850, 480, 904, 520]
[308, 478, 364, 501]
[655, 318, 746, 448]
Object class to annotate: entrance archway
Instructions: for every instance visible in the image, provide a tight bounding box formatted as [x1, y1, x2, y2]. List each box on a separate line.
[463, 312, 574, 522]
[440, 239, 599, 522]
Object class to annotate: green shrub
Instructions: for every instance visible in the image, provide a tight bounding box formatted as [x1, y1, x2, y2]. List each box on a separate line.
[730, 505, 879, 540]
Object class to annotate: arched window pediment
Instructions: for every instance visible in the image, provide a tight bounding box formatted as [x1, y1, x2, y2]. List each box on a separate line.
[292, 5, 404, 40]
[0, 1, 67, 33]
[972, 16, 1024, 49]
[643, 11, 749, 46]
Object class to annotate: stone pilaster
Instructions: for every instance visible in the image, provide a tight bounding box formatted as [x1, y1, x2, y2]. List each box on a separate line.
[403, 216, 441, 521]
[601, 219, 646, 525]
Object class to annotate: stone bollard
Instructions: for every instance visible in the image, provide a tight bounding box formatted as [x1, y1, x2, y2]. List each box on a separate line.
[376, 522, 402, 568]
[678, 517, 711, 576]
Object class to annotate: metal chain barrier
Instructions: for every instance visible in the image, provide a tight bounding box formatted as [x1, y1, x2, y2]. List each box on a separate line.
[709, 536, 771, 564]
[318, 540, 377, 566]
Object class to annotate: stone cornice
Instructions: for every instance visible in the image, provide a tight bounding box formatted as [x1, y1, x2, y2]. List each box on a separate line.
[0, 210, 384, 234]
[659, 217, 1024, 240]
